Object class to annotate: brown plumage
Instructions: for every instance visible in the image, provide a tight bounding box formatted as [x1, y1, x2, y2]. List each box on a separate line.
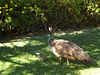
[36, 52, 46, 62]
[48, 38, 94, 65]
[48, 27, 94, 65]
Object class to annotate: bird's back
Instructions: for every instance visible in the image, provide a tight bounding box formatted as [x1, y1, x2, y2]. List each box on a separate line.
[51, 39, 94, 63]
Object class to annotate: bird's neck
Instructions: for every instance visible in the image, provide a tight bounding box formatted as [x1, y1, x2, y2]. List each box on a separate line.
[48, 38, 54, 46]
[49, 31, 53, 37]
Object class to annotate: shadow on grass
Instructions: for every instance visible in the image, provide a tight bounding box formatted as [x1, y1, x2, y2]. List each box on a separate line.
[0, 27, 100, 75]
[7, 61, 80, 75]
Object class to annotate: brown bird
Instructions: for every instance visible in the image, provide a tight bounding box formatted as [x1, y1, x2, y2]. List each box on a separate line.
[36, 52, 46, 62]
[48, 27, 94, 66]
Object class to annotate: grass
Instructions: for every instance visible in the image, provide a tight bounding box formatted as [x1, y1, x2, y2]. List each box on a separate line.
[0, 27, 100, 75]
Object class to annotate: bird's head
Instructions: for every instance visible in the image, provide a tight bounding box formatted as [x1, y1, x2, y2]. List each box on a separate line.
[36, 52, 40, 55]
[48, 26, 53, 38]
[49, 26, 52, 32]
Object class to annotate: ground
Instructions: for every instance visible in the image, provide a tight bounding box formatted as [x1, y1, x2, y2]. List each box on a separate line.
[0, 27, 100, 75]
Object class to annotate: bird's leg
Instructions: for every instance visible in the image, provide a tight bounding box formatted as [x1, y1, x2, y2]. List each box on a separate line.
[67, 59, 69, 66]
[60, 57, 62, 64]
[58, 57, 61, 65]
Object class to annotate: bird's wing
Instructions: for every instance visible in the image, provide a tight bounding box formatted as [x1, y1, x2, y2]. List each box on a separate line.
[54, 40, 94, 63]
[54, 40, 84, 59]
[54, 43, 77, 60]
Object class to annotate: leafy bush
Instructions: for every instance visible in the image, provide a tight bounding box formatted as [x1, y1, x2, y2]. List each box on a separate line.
[0, 0, 100, 37]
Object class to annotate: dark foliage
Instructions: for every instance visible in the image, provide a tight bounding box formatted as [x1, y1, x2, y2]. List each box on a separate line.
[0, 0, 100, 37]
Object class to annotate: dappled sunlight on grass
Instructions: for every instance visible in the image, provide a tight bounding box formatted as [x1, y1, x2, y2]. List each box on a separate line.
[79, 68, 100, 75]
[54, 30, 84, 36]
[0, 39, 30, 48]
[0, 43, 14, 48]
[67, 30, 84, 35]
[0, 62, 13, 74]
[0, 62, 12, 70]
[11, 55, 39, 64]
[0, 27, 100, 75]
[55, 32, 66, 36]
[12, 41, 29, 47]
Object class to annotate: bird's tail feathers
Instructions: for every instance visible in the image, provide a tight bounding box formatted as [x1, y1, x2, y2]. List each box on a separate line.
[82, 56, 94, 64]
[80, 53, 94, 64]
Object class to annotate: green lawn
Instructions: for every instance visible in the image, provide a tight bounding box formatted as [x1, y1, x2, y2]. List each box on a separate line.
[0, 27, 100, 75]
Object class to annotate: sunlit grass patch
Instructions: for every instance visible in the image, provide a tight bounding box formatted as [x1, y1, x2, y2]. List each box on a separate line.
[79, 68, 100, 75]
[11, 55, 39, 64]
[0, 27, 100, 75]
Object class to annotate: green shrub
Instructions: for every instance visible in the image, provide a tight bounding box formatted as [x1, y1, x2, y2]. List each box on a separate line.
[0, 0, 100, 37]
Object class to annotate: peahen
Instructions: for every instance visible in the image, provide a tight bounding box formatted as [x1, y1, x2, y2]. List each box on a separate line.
[48, 27, 94, 65]
[36, 52, 46, 62]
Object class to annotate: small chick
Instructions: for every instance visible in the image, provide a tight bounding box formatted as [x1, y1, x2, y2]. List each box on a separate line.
[36, 52, 46, 62]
